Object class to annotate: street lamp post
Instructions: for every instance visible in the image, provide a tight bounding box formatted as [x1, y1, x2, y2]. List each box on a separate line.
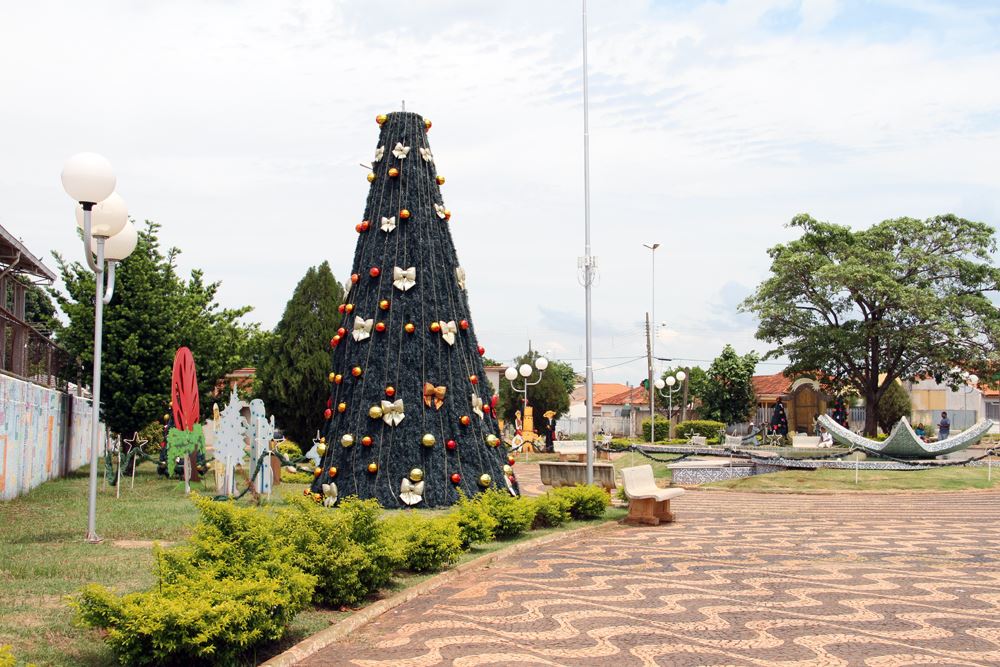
[643, 243, 659, 445]
[505, 357, 548, 443]
[61, 153, 138, 543]
[963, 373, 979, 431]
[654, 371, 686, 438]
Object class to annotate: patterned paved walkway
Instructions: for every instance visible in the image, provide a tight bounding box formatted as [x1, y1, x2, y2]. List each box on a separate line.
[301, 491, 1000, 666]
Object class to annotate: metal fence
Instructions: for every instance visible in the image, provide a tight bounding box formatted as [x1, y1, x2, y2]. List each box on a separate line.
[556, 416, 633, 437]
[0, 308, 77, 389]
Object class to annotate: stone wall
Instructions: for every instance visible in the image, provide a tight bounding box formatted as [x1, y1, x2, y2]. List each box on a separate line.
[0, 373, 103, 500]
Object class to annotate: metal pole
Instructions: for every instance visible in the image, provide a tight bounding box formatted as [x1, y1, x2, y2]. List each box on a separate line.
[582, 0, 594, 486]
[645, 313, 654, 446]
[650, 249, 655, 441]
[85, 228, 105, 543]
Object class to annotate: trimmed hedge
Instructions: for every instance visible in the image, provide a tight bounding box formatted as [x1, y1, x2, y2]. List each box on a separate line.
[530, 493, 572, 528]
[676, 420, 725, 439]
[640, 416, 670, 441]
[383, 513, 463, 572]
[454, 490, 498, 548]
[551, 485, 609, 520]
[478, 488, 537, 539]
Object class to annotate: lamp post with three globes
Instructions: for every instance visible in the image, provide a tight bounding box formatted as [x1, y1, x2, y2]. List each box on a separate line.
[504, 357, 548, 440]
[654, 370, 687, 439]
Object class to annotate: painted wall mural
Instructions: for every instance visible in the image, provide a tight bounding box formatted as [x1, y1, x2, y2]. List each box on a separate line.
[0, 374, 104, 501]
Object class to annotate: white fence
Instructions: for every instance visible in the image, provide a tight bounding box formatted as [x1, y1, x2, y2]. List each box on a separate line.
[556, 416, 632, 438]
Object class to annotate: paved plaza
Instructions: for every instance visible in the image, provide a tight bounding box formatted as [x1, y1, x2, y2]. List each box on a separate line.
[303, 490, 1000, 666]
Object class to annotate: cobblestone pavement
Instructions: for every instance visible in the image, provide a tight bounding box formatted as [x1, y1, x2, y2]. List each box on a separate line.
[301, 491, 1000, 666]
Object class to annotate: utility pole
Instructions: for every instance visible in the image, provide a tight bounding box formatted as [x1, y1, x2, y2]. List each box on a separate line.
[681, 366, 690, 421]
[646, 312, 654, 445]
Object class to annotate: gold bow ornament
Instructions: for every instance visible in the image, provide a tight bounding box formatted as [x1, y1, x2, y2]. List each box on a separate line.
[352, 316, 373, 342]
[381, 399, 405, 426]
[399, 478, 425, 506]
[393, 266, 416, 291]
[423, 383, 447, 409]
[439, 320, 457, 346]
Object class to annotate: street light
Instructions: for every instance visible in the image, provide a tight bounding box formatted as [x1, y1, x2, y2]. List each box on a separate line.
[963, 373, 979, 431]
[61, 152, 137, 543]
[643, 243, 659, 445]
[654, 370, 686, 438]
[505, 357, 547, 440]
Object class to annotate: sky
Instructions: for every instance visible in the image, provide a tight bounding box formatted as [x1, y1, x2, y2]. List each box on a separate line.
[2, 0, 999, 386]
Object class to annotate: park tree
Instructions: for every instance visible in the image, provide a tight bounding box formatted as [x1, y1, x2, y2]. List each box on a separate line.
[256, 261, 344, 446]
[498, 350, 572, 425]
[53, 221, 260, 435]
[698, 345, 759, 424]
[742, 214, 1000, 435]
[876, 381, 912, 433]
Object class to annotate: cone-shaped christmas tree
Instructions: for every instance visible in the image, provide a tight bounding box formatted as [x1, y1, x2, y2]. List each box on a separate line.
[311, 111, 513, 509]
[832, 395, 849, 429]
[770, 400, 788, 436]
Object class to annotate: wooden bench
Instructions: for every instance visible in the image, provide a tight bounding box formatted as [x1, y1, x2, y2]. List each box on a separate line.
[620, 465, 685, 525]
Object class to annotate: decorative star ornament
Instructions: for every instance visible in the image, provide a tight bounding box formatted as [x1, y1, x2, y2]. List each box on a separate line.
[423, 383, 447, 409]
[455, 267, 466, 290]
[381, 399, 405, 426]
[471, 394, 484, 418]
[392, 266, 416, 291]
[392, 142, 410, 159]
[434, 203, 447, 219]
[399, 477, 425, 506]
[373, 146, 385, 163]
[123, 431, 148, 453]
[352, 317, 374, 342]
[438, 320, 457, 346]
[381, 216, 396, 232]
[419, 147, 433, 163]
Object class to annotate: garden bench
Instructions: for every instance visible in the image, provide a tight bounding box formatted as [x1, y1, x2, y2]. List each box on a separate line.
[724, 435, 743, 448]
[554, 441, 586, 462]
[792, 434, 821, 448]
[539, 461, 615, 490]
[689, 435, 708, 447]
[620, 465, 685, 525]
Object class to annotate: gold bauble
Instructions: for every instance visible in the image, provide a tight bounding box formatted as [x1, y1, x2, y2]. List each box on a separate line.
[485, 434, 500, 447]
[503, 464, 513, 475]
[376, 113, 388, 125]
[436, 175, 445, 185]
[313, 467, 323, 477]
[328, 372, 337, 382]
[316, 442, 327, 456]
[478, 474, 492, 488]
[369, 405, 384, 419]
[409, 468, 424, 482]
[367, 462, 378, 473]
[320, 437, 326, 444]
[367, 172, 376, 183]
[341, 434, 355, 447]
[337, 402, 347, 413]
[421, 433, 436, 447]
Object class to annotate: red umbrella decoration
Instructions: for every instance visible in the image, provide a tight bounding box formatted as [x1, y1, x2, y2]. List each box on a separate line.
[166, 347, 205, 488]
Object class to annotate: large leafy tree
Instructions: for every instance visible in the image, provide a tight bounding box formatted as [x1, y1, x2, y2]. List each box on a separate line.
[497, 350, 572, 424]
[53, 221, 260, 435]
[742, 214, 1000, 435]
[256, 261, 343, 446]
[698, 345, 759, 424]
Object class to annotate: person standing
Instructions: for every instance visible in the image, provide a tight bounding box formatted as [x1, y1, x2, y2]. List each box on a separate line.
[938, 411, 951, 440]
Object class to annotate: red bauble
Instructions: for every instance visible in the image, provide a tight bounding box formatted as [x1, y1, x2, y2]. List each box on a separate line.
[375, 322, 386, 333]
[508, 456, 516, 466]
[338, 304, 346, 314]
[361, 436, 373, 447]
[327, 397, 332, 408]
[329, 337, 338, 348]
[360, 220, 370, 231]
[351, 366, 362, 378]
[400, 209, 411, 219]
[491, 395, 499, 408]
[369, 267, 380, 278]
[337, 327, 346, 337]
[450, 473, 461, 484]
[469, 375, 478, 385]
[459, 319, 469, 330]
[446, 439, 457, 451]
[478, 346, 485, 356]
[323, 408, 332, 419]
[385, 386, 396, 397]
[483, 405, 491, 414]
[350, 273, 359, 284]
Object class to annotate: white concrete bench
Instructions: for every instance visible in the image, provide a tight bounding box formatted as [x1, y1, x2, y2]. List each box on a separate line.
[792, 434, 821, 448]
[539, 461, 615, 490]
[724, 435, 743, 448]
[620, 465, 685, 525]
[553, 441, 586, 462]
[689, 435, 708, 447]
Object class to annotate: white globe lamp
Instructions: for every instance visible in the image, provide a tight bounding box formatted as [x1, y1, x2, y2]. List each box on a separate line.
[504, 367, 518, 381]
[76, 192, 128, 238]
[665, 376, 676, 387]
[535, 357, 549, 371]
[98, 221, 138, 261]
[676, 370, 687, 382]
[61, 152, 116, 204]
[654, 378, 665, 390]
[519, 363, 533, 378]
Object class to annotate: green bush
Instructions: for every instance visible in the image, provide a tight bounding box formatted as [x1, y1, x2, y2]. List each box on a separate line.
[273, 496, 397, 607]
[383, 513, 463, 573]
[640, 416, 670, 441]
[276, 440, 303, 460]
[478, 488, 536, 539]
[676, 420, 725, 439]
[0, 645, 22, 667]
[75, 567, 312, 667]
[530, 493, 572, 528]
[551, 485, 609, 520]
[280, 470, 315, 484]
[453, 491, 497, 548]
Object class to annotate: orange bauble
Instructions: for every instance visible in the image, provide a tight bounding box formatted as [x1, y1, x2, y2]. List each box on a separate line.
[345, 304, 354, 313]
[350, 273, 359, 284]
[360, 220, 370, 231]
[444, 210, 451, 221]
[399, 209, 411, 219]
[404, 322, 415, 333]
[334, 374, 343, 385]
[469, 375, 478, 385]
[388, 167, 400, 178]
[430, 322, 441, 333]
[313, 467, 322, 477]
[367, 462, 378, 473]
[351, 366, 362, 378]
[361, 436, 373, 447]
[460, 415, 471, 426]
[375, 322, 386, 333]
[385, 386, 396, 397]
[328, 466, 338, 478]
[355, 223, 362, 233]
[337, 402, 347, 413]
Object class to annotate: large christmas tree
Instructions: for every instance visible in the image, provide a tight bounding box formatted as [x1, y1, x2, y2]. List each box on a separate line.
[311, 111, 513, 509]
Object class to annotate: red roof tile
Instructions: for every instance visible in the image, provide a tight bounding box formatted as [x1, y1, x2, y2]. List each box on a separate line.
[752, 372, 791, 398]
[597, 386, 649, 406]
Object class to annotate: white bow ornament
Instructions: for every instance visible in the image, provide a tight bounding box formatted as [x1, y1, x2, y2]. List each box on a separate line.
[434, 203, 447, 219]
[399, 478, 425, 506]
[373, 146, 385, 163]
[352, 317, 373, 342]
[439, 320, 457, 346]
[455, 267, 466, 290]
[322, 482, 338, 508]
[392, 266, 416, 292]
[419, 147, 433, 163]
[472, 394, 484, 418]
[381, 399, 405, 426]
[381, 216, 396, 232]
[392, 142, 410, 159]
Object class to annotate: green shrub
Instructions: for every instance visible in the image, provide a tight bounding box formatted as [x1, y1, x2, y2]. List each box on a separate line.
[478, 488, 536, 539]
[551, 485, 609, 520]
[276, 440, 303, 460]
[530, 492, 572, 528]
[640, 416, 670, 441]
[75, 566, 312, 667]
[281, 470, 315, 484]
[453, 491, 497, 548]
[273, 496, 397, 607]
[567, 432, 587, 440]
[0, 645, 20, 667]
[676, 420, 725, 439]
[383, 513, 463, 573]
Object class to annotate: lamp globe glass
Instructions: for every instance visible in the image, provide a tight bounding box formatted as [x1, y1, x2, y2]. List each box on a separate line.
[535, 356, 548, 371]
[76, 192, 128, 238]
[95, 221, 138, 260]
[504, 367, 518, 381]
[665, 376, 676, 387]
[518, 363, 533, 378]
[676, 370, 687, 382]
[61, 152, 116, 203]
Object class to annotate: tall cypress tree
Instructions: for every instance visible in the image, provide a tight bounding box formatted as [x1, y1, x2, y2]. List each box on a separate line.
[257, 261, 344, 446]
[312, 111, 512, 509]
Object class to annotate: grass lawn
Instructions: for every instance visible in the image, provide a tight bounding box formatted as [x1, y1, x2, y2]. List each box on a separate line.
[704, 465, 1000, 493]
[611, 451, 679, 481]
[0, 461, 625, 666]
